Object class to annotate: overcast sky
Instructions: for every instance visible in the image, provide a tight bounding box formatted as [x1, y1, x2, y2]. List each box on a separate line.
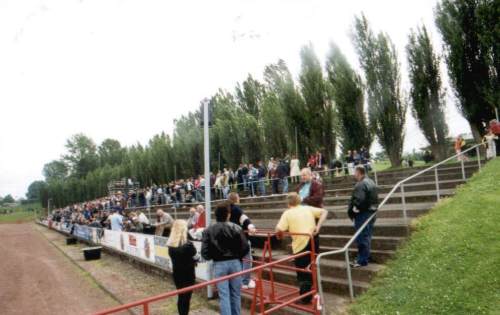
[0, 0, 470, 198]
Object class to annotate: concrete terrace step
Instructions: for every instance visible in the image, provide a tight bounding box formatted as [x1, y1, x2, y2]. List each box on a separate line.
[252, 248, 385, 282]
[252, 218, 410, 237]
[241, 202, 435, 220]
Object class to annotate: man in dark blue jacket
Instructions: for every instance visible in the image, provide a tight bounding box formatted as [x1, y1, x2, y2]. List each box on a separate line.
[348, 166, 378, 268]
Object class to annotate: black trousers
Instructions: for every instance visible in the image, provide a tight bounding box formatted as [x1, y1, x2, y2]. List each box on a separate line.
[294, 235, 319, 303]
[174, 276, 195, 315]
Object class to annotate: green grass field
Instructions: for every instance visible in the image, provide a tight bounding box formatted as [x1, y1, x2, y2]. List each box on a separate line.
[0, 202, 42, 223]
[349, 158, 500, 315]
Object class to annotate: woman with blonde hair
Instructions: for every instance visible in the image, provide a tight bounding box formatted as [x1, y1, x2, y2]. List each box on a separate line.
[167, 220, 198, 315]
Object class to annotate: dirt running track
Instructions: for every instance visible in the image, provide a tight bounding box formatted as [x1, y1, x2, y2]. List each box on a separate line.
[0, 223, 117, 315]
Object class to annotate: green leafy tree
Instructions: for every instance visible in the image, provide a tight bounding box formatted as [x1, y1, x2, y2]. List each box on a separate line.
[260, 91, 289, 158]
[326, 42, 372, 153]
[264, 60, 307, 159]
[299, 44, 337, 158]
[236, 74, 266, 119]
[98, 139, 125, 167]
[435, 0, 498, 141]
[26, 180, 48, 201]
[352, 14, 407, 167]
[42, 160, 69, 182]
[406, 26, 449, 161]
[2, 194, 15, 204]
[63, 133, 99, 178]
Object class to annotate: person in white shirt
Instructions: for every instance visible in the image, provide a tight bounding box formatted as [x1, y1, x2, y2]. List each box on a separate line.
[108, 209, 124, 231]
[137, 211, 150, 225]
[145, 188, 152, 209]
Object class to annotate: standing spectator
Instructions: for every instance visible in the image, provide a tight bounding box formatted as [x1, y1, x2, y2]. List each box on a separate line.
[347, 166, 379, 268]
[168, 220, 198, 315]
[484, 129, 498, 160]
[276, 159, 289, 193]
[353, 150, 361, 165]
[455, 136, 467, 161]
[247, 164, 258, 197]
[315, 151, 326, 171]
[201, 203, 249, 315]
[241, 164, 249, 191]
[267, 157, 275, 173]
[157, 186, 164, 205]
[423, 150, 434, 164]
[228, 192, 256, 289]
[138, 189, 146, 207]
[275, 193, 327, 304]
[107, 209, 124, 231]
[490, 119, 500, 156]
[155, 209, 174, 236]
[257, 161, 267, 196]
[296, 168, 325, 208]
[236, 164, 245, 192]
[307, 154, 317, 169]
[290, 155, 301, 183]
[269, 161, 279, 195]
[345, 150, 355, 175]
[221, 172, 230, 199]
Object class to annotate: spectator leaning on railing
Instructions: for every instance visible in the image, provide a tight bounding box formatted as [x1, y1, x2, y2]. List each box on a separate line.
[275, 193, 327, 304]
[154, 209, 174, 236]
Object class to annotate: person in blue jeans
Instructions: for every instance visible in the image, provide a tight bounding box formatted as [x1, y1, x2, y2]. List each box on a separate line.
[202, 203, 249, 315]
[228, 192, 257, 289]
[347, 166, 378, 267]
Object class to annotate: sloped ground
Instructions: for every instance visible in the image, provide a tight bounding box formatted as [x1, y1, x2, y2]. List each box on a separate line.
[348, 158, 500, 315]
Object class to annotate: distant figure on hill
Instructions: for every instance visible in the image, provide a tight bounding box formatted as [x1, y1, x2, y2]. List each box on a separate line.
[348, 165, 379, 268]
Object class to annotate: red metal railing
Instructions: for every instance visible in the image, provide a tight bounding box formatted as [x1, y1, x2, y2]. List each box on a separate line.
[93, 230, 320, 315]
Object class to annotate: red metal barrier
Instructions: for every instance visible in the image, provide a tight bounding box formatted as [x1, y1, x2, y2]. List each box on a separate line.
[93, 230, 320, 315]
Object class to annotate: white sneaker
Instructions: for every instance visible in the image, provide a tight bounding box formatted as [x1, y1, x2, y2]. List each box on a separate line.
[242, 280, 256, 289]
[247, 280, 256, 289]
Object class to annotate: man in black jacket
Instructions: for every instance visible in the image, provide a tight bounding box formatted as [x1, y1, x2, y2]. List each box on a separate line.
[348, 166, 378, 268]
[202, 203, 249, 315]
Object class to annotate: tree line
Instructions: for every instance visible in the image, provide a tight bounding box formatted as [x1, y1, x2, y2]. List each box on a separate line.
[28, 1, 498, 208]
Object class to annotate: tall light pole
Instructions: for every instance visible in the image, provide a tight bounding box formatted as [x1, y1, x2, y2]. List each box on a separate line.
[202, 98, 213, 298]
[295, 126, 299, 158]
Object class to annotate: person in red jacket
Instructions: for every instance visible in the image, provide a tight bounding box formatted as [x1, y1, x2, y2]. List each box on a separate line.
[295, 168, 325, 208]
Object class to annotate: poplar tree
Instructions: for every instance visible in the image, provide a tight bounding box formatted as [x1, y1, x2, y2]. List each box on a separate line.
[406, 26, 449, 161]
[352, 14, 407, 166]
[326, 42, 372, 153]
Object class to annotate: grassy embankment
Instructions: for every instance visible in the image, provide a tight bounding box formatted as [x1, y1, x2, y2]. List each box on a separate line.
[349, 158, 500, 315]
[0, 202, 42, 223]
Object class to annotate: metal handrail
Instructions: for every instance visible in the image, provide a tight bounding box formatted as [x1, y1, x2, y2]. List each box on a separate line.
[93, 229, 319, 315]
[315, 142, 484, 312]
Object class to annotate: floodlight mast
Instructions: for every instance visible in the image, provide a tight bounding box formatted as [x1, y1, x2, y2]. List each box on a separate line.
[201, 98, 213, 298]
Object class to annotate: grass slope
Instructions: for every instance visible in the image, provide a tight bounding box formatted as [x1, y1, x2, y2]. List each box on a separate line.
[0, 202, 41, 223]
[349, 158, 500, 315]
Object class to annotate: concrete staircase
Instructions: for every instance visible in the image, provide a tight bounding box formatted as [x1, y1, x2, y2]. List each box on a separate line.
[144, 161, 481, 298]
